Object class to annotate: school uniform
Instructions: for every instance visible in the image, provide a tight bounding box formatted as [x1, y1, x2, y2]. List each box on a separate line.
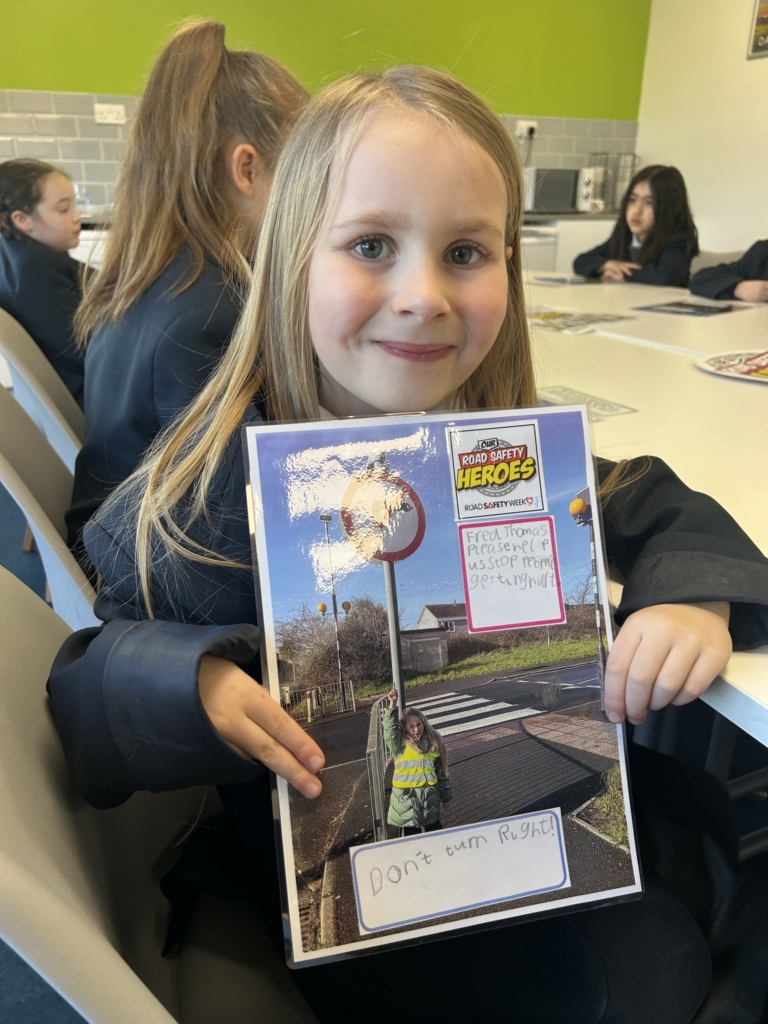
[0, 234, 85, 406]
[46, 406, 768, 1022]
[573, 231, 695, 287]
[65, 249, 242, 555]
[689, 240, 768, 300]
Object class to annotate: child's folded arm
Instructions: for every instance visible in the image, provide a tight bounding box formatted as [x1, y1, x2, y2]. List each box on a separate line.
[596, 456, 768, 648]
[47, 618, 266, 809]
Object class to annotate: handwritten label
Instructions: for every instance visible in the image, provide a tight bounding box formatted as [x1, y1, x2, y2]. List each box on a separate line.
[350, 809, 569, 934]
[458, 516, 565, 631]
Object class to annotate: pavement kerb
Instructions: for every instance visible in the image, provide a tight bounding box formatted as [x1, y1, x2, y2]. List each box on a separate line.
[319, 771, 370, 948]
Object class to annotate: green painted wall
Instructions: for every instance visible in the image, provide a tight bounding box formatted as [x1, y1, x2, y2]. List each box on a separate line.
[2, 0, 651, 119]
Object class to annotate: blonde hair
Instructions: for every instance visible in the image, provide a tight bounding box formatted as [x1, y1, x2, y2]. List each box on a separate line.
[117, 65, 536, 615]
[74, 19, 308, 344]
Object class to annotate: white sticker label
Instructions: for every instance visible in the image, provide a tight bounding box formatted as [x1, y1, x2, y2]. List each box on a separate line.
[447, 421, 546, 521]
[351, 809, 570, 934]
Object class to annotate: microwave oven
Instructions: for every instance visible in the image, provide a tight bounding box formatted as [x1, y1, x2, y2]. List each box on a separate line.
[524, 167, 605, 214]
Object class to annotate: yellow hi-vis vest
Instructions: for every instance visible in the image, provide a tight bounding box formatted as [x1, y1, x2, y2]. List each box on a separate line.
[392, 746, 439, 789]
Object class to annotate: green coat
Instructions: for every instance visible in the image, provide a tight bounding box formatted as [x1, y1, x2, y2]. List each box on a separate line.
[383, 708, 451, 828]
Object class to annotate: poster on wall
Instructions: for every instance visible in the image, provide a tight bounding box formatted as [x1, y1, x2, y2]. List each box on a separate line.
[748, 0, 768, 58]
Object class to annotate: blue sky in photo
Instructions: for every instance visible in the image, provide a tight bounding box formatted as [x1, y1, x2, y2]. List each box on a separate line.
[252, 411, 596, 629]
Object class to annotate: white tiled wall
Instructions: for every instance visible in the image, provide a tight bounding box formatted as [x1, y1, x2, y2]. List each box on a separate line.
[0, 90, 137, 209]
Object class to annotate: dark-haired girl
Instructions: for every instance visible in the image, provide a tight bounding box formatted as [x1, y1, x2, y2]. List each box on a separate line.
[65, 19, 308, 562]
[0, 159, 85, 406]
[573, 165, 698, 287]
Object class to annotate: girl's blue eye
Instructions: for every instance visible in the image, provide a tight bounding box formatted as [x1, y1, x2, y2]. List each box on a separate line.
[450, 245, 479, 266]
[354, 238, 390, 259]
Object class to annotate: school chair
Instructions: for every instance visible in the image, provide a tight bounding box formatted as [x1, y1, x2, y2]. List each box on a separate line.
[0, 384, 97, 630]
[689, 249, 744, 277]
[0, 307, 83, 474]
[0, 565, 319, 1024]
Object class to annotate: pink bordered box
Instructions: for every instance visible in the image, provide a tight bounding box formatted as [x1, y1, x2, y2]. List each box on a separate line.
[458, 516, 566, 632]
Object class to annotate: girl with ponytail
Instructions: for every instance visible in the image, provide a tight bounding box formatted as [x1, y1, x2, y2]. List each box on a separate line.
[66, 19, 307, 563]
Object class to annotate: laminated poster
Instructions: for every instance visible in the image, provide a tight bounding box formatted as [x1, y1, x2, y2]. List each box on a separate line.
[528, 306, 635, 334]
[244, 407, 642, 967]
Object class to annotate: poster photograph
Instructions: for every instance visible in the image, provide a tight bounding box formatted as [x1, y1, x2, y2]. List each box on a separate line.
[748, 0, 768, 58]
[244, 407, 642, 966]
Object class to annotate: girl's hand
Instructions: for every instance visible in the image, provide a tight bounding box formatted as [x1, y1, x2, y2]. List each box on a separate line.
[387, 688, 398, 709]
[600, 259, 641, 282]
[198, 655, 325, 798]
[604, 602, 731, 725]
[734, 280, 768, 303]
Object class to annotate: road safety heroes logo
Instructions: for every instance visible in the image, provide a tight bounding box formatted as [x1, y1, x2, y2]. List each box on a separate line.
[447, 421, 547, 522]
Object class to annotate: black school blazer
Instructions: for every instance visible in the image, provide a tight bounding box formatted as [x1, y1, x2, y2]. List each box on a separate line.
[689, 240, 768, 300]
[0, 234, 85, 406]
[573, 231, 695, 287]
[65, 249, 242, 552]
[48, 403, 768, 809]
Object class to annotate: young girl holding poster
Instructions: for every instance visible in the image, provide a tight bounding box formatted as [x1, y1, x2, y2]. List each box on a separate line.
[48, 67, 768, 1023]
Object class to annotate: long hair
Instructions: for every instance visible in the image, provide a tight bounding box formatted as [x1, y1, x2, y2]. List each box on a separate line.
[608, 165, 698, 265]
[0, 159, 62, 241]
[74, 19, 308, 345]
[119, 65, 536, 615]
[401, 707, 448, 772]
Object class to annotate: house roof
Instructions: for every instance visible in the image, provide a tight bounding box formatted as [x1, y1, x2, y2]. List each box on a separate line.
[422, 603, 467, 619]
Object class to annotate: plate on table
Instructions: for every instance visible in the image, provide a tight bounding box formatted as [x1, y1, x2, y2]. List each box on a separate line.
[696, 350, 768, 383]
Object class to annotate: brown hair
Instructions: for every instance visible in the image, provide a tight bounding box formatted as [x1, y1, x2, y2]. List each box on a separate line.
[74, 19, 308, 344]
[0, 159, 63, 241]
[111, 65, 536, 614]
[401, 707, 449, 770]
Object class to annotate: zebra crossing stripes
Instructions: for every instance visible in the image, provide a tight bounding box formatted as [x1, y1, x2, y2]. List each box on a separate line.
[428, 701, 514, 725]
[409, 691, 541, 737]
[439, 708, 541, 737]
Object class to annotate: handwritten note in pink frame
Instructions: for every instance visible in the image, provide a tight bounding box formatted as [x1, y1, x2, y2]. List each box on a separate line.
[458, 517, 566, 632]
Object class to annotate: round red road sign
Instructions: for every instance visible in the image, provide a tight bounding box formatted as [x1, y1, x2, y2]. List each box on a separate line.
[340, 471, 425, 563]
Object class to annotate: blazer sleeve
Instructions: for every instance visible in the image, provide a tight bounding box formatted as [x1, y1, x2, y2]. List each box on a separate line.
[16, 248, 85, 404]
[625, 235, 693, 287]
[47, 618, 266, 809]
[598, 457, 768, 650]
[689, 241, 768, 300]
[573, 240, 611, 278]
[152, 298, 239, 428]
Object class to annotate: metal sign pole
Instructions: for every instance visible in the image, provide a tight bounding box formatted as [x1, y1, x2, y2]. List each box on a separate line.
[382, 560, 405, 714]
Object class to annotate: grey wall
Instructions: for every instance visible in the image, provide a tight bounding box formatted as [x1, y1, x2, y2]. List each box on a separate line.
[502, 114, 638, 171]
[0, 90, 137, 210]
[0, 90, 637, 213]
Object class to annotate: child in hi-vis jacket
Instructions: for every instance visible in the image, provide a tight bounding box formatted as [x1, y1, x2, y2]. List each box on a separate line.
[384, 689, 451, 835]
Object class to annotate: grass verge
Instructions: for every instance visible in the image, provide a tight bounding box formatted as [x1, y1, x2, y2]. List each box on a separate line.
[580, 765, 629, 847]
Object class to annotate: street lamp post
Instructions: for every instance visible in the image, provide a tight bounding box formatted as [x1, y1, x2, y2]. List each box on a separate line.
[319, 513, 347, 710]
[569, 490, 607, 707]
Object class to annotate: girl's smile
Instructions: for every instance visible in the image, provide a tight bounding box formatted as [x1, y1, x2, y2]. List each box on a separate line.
[308, 108, 511, 417]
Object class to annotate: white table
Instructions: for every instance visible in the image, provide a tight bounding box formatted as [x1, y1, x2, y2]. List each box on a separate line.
[526, 274, 768, 357]
[531, 330, 768, 744]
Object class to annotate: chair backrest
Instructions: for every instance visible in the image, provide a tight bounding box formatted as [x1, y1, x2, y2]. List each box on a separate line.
[0, 307, 83, 473]
[690, 249, 744, 276]
[0, 385, 98, 629]
[0, 565, 212, 1023]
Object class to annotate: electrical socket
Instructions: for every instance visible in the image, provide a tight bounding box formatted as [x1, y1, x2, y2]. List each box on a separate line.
[93, 103, 126, 125]
[515, 119, 538, 139]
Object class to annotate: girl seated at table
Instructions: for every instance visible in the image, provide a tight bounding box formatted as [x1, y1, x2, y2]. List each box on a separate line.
[0, 159, 85, 406]
[573, 165, 698, 287]
[690, 238, 768, 302]
[48, 67, 768, 1024]
[65, 19, 307, 564]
